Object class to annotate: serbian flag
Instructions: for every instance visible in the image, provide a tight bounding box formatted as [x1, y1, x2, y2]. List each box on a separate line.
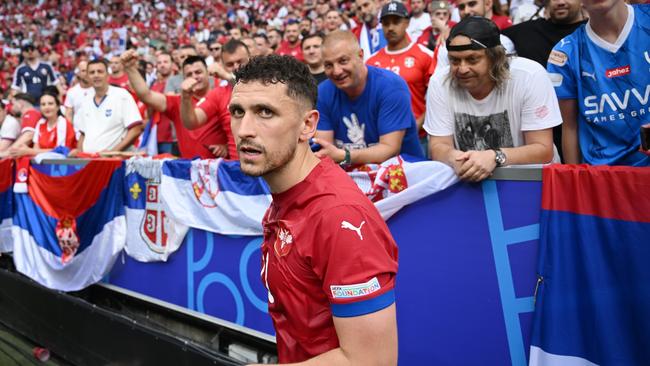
[347, 155, 458, 220]
[0, 159, 13, 252]
[530, 164, 650, 366]
[124, 157, 187, 262]
[12, 160, 126, 291]
[161, 159, 272, 235]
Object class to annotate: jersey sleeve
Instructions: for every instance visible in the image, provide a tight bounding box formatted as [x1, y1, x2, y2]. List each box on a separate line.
[423, 71, 454, 136]
[546, 38, 577, 100]
[120, 90, 143, 129]
[520, 62, 563, 131]
[11, 66, 24, 92]
[163, 95, 179, 121]
[196, 88, 223, 123]
[311, 204, 398, 318]
[316, 82, 334, 131]
[20, 111, 40, 134]
[376, 75, 415, 135]
[0, 116, 21, 141]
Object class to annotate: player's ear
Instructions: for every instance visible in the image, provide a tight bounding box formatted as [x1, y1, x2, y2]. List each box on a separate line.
[299, 109, 319, 142]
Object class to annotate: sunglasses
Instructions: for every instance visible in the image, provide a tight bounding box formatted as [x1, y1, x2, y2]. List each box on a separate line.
[210, 47, 221, 51]
[458, 1, 479, 11]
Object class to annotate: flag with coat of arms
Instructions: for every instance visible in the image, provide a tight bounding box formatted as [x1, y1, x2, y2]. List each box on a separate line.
[124, 157, 188, 262]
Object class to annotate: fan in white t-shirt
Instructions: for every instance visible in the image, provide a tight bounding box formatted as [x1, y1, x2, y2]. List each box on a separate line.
[424, 16, 561, 182]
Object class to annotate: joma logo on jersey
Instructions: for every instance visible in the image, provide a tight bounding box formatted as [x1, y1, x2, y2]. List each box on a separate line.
[584, 84, 650, 115]
[605, 65, 630, 78]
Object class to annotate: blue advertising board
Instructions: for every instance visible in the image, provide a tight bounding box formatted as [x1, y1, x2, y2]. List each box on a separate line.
[108, 179, 541, 365]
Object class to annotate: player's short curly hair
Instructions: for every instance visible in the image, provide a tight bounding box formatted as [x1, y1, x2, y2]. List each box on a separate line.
[234, 55, 318, 109]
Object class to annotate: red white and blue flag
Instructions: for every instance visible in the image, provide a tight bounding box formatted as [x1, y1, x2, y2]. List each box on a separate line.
[0, 159, 13, 252]
[11, 160, 126, 291]
[124, 157, 188, 262]
[161, 156, 458, 234]
[530, 164, 650, 366]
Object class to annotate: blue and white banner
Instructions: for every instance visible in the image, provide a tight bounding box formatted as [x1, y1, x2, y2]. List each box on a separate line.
[161, 159, 272, 235]
[125, 157, 188, 262]
[12, 161, 126, 292]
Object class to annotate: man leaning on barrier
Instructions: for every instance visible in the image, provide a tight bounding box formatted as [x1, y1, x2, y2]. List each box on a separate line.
[425, 17, 561, 182]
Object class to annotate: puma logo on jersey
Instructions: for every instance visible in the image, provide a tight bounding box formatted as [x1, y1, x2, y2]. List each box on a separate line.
[341, 220, 365, 240]
[559, 38, 570, 47]
[644, 51, 650, 65]
[581, 71, 596, 81]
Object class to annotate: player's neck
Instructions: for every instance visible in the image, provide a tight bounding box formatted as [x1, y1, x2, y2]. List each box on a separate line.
[588, 2, 629, 43]
[46, 115, 58, 126]
[94, 85, 109, 100]
[264, 144, 320, 194]
[387, 37, 410, 52]
[467, 80, 495, 100]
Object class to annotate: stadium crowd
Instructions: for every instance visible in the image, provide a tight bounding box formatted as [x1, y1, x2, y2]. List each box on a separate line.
[0, 0, 649, 173]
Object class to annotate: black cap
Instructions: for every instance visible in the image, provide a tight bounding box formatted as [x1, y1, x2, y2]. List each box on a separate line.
[380, 1, 409, 20]
[446, 16, 501, 51]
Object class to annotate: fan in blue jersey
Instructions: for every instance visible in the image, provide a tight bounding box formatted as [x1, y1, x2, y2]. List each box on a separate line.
[314, 31, 424, 167]
[11, 44, 59, 101]
[547, 2, 650, 166]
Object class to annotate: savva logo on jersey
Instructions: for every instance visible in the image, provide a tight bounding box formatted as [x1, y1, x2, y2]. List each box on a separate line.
[606, 65, 630, 78]
[583, 84, 650, 122]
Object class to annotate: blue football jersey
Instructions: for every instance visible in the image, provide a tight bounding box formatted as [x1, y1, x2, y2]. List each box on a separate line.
[547, 4, 650, 166]
[12, 62, 58, 100]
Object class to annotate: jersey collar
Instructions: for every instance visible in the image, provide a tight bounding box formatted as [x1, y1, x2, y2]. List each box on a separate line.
[586, 4, 634, 54]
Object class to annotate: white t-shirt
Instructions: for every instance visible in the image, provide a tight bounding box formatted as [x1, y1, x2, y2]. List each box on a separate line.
[76, 85, 142, 152]
[0, 115, 20, 141]
[64, 83, 95, 125]
[407, 13, 432, 41]
[424, 57, 561, 160]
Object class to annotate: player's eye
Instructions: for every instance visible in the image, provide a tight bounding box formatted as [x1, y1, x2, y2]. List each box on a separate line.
[258, 108, 274, 118]
[230, 107, 244, 118]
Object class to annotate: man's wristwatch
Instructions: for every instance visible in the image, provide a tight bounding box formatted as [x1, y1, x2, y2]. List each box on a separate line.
[339, 147, 351, 167]
[494, 149, 507, 167]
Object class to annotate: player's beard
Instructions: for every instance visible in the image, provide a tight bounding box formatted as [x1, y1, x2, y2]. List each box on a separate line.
[238, 138, 298, 178]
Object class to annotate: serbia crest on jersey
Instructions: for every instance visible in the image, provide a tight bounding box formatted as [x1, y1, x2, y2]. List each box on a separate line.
[0, 159, 13, 253]
[547, 4, 650, 166]
[11, 160, 126, 291]
[124, 157, 188, 262]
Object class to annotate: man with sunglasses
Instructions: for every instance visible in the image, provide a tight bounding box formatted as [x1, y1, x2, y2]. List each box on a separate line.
[207, 41, 223, 66]
[11, 44, 59, 101]
[425, 17, 560, 181]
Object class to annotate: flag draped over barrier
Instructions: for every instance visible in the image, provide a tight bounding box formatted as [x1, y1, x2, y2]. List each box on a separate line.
[161, 159, 273, 235]
[530, 164, 650, 366]
[5, 156, 458, 290]
[124, 157, 188, 262]
[0, 159, 13, 252]
[11, 160, 126, 292]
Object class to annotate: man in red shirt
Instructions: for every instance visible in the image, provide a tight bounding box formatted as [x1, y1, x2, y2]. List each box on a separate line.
[149, 52, 177, 154]
[121, 50, 236, 160]
[275, 20, 304, 61]
[181, 40, 250, 154]
[108, 55, 130, 90]
[231, 55, 398, 365]
[368, 1, 434, 144]
[6, 93, 42, 149]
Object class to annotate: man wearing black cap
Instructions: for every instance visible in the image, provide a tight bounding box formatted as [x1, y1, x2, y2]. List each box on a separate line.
[11, 44, 59, 101]
[368, 1, 435, 153]
[425, 16, 561, 181]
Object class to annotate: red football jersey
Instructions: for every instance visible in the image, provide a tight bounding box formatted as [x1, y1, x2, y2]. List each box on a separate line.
[108, 73, 130, 90]
[33, 116, 76, 149]
[261, 158, 398, 363]
[195, 85, 238, 159]
[491, 14, 513, 30]
[367, 43, 434, 120]
[20, 108, 43, 134]
[275, 41, 304, 62]
[164, 92, 236, 160]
